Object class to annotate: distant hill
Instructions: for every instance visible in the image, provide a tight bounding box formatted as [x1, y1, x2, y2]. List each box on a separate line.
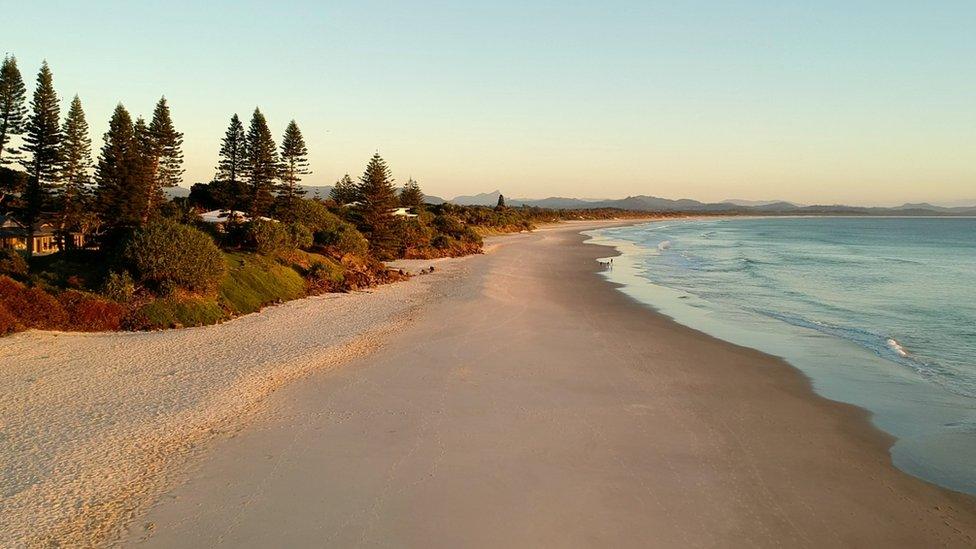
[451, 190, 504, 206]
[170, 184, 976, 216]
[445, 191, 976, 216]
[165, 186, 191, 199]
[723, 199, 802, 208]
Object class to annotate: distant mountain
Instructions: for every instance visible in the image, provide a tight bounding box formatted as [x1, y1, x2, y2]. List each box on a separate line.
[451, 190, 503, 206]
[507, 197, 595, 209]
[444, 191, 976, 216]
[723, 199, 802, 207]
[171, 183, 975, 216]
[165, 186, 191, 199]
[302, 185, 334, 200]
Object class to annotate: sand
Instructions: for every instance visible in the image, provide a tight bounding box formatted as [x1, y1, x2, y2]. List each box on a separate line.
[122, 222, 975, 547]
[0, 255, 469, 547]
[4, 221, 976, 547]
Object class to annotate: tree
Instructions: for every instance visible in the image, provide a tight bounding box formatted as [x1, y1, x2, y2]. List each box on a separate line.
[96, 104, 147, 230]
[244, 108, 278, 217]
[19, 61, 61, 259]
[496, 194, 506, 208]
[133, 117, 158, 221]
[277, 119, 309, 219]
[147, 96, 183, 215]
[399, 178, 424, 209]
[330, 173, 357, 205]
[215, 113, 246, 184]
[355, 153, 399, 258]
[0, 56, 27, 166]
[57, 95, 92, 248]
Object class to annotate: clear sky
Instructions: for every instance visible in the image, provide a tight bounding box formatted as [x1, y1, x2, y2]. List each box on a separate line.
[5, 1, 975, 205]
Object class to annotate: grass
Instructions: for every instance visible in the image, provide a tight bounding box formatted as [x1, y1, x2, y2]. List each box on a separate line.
[218, 252, 306, 315]
[132, 296, 225, 329]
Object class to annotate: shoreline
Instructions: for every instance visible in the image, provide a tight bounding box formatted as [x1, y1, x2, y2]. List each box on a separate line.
[127, 222, 976, 547]
[587, 218, 976, 497]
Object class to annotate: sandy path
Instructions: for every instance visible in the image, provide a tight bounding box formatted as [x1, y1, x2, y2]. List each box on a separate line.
[126, 223, 976, 547]
[0, 255, 470, 547]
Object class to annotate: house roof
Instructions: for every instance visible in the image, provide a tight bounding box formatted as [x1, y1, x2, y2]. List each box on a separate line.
[199, 210, 277, 223]
[200, 209, 248, 223]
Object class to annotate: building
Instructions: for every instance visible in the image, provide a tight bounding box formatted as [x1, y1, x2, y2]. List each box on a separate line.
[392, 207, 418, 218]
[0, 215, 86, 254]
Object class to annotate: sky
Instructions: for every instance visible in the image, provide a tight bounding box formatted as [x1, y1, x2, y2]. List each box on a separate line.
[5, 1, 975, 205]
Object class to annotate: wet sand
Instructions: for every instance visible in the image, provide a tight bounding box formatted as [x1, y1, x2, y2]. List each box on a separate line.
[124, 222, 976, 547]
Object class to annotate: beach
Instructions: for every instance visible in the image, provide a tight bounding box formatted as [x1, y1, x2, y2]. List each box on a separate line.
[3, 221, 976, 547]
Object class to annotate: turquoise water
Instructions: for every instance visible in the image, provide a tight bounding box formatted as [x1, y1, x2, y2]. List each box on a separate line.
[587, 217, 976, 495]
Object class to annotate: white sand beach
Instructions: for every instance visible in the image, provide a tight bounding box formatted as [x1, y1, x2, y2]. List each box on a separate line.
[2, 221, 976, 547]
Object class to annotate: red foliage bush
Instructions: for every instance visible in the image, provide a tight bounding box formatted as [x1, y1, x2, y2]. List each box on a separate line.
[58, 290, 126, 332]
[0, 303, 21, 335]
[0, 276, 68, 330]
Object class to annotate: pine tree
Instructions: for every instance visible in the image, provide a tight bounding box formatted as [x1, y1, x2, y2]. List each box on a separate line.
[134, 117, 159, 222]
[244, 108, 278, 217]
[330, 174, 358, 205]
[0, 55, 28, 165]
[216, 113, 246, 184]
[20, 61, 61, 258]
[399, 178, 424, 209]
[496, 194, 506, 208]
[355, 153, 399, 258]
[147, 96, 183, 215]
[57, 95, 92, 247]
[278, 120, 310, 212]
[96, 104, 146, 229]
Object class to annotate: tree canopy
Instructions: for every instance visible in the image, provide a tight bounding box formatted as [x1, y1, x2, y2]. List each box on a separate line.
[244, 108, 278, 217]
[215, 113, 246, 184]
[399, 178, 424, 209]
[277, 119, 309, 219]
[0, 56, 27, 166]
[355, 153, 399, 258]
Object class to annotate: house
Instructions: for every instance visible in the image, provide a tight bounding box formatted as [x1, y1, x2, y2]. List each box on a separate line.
[0, 215, 85, 254]
[392, 207, 417, 218]
[199, 210, 277, 224]
[199, 209, 249, 224]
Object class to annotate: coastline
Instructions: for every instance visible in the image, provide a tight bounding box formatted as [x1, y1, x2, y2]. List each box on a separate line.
[126, 222, 976, 547]
[587, 218, 976, 496]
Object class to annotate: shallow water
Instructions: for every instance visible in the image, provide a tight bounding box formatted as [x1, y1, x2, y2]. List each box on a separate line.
[587, 217, 976, 495]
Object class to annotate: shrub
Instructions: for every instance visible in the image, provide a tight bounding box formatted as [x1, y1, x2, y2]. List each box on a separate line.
[58, 290, 126, 331]
[0, 275, 68, 330]
[288, 199, 342, 232]
[122, 219, 226, 294]
[315, 222, 369, 257]
[102, 270, 136, 302]
[433, 214, 466, 237]
[288, 222, 313, 250]
[243, 219, 292, 255]
[305, 259, 345, 293]
[0, 249, 28, 279]
[0, 303, 21, 335]
[396, 218, 434, 254]
[432, 234, 452, 249]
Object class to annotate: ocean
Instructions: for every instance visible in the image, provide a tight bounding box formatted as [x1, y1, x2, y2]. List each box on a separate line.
[587, 217, 976, 495]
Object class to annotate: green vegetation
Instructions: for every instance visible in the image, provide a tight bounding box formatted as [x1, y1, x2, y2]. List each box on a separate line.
[122, 219, 226, 293]
[0, 55, 658, 337]
[130, 296, 224, 330]
[218, 252, 305, 314]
